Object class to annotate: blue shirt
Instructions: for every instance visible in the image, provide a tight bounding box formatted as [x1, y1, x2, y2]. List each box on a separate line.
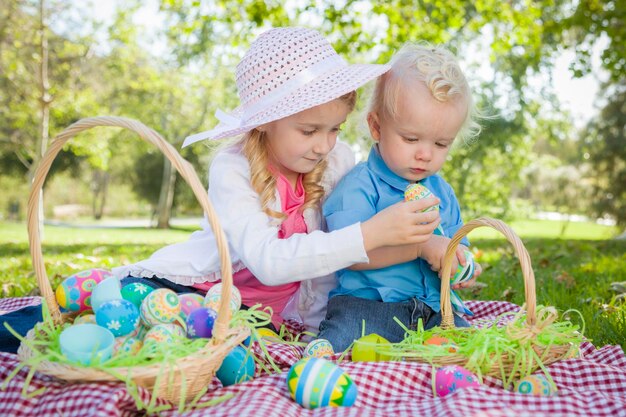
[323, 145, 470, 314]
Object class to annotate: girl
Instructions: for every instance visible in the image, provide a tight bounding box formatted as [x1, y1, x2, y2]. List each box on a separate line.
[113, 27, 441, 334]
[0, 28, 440, 352]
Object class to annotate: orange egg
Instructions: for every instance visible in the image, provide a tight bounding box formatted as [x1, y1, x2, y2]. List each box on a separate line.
[424, 335, 458, 353]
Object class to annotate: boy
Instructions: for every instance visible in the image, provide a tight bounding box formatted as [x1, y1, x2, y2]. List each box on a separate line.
[318, 44, 483, 351]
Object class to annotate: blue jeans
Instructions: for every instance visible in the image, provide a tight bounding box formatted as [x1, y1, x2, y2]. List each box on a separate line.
[317, 295, 470, 352]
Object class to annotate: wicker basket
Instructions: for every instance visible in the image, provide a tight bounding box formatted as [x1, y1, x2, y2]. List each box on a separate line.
[402, 217, 580, 378]
[17, 116, 250, 402]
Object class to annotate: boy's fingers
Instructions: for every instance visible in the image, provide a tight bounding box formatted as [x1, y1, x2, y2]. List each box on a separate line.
[405, 197, 440, 211]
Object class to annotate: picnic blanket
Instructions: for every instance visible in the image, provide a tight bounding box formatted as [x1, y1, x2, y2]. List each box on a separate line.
[1, 297, 625, 417]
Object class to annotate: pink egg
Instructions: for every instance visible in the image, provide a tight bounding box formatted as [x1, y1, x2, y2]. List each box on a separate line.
[435, 365, 480, 397]
[55, 268, 112, 312]
[178, 293, 205, 321]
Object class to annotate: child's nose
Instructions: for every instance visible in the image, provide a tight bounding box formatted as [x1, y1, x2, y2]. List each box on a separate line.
[314, 134, 336, 155]
[415, 144, 432, 161]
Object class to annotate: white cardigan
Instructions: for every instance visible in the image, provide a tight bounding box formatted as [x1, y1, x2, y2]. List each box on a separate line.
[113, 141, 369, 334]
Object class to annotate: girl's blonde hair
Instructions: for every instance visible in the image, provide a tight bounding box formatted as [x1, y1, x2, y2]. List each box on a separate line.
[241, 91, 357, 220]
[369, 43, 481, 143]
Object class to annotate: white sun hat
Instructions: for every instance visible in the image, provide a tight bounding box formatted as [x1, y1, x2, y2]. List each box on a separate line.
[182, 27, 390, 147]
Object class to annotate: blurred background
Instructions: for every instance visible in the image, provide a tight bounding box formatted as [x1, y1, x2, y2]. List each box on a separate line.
[1, 0, 624, 233]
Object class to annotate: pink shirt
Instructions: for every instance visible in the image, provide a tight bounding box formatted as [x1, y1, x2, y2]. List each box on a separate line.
[194, 172, 306, 327]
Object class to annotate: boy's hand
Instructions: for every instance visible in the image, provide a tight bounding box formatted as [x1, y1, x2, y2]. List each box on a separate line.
[419, 234, 455, 274]
[452, 260, 482, 290]
[361, 197, 441, 251]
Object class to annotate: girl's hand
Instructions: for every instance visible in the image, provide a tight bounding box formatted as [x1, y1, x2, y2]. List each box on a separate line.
[360, 197, 440, 251]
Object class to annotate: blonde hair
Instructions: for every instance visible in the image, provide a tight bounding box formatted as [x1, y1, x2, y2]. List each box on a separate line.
[241, 91, 357, 220]
[369, 43, 481, 143]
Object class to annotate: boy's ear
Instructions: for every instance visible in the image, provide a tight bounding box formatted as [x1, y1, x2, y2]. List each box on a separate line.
[367, 112, 381, 142]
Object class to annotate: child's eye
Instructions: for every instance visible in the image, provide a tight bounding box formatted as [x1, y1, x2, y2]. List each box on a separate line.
[331, 127, 342, 133]
[436, 142, 450, 148]
[403, 137, 418, 142]
[302, 130, 316, 136]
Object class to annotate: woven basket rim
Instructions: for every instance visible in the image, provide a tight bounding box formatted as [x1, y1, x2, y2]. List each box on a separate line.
[21, 116, 246, 402]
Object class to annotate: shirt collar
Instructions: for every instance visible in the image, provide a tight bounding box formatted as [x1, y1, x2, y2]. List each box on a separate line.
[366, 144, 411, 192]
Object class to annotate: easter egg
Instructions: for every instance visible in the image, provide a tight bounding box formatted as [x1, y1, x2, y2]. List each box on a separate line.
[435, 365, 480, 397]
[55, 268, 112, 313]
[515, 374, 557, 396]
[91, 277, 123, 312]
[424, 335, 458, 353]
[95, 299, 140, 337]
[404, 183, 439, 212]
[74, 314, 96, 325]
[112, 335, 143, 356]
[287, 357, 357, 409]
[120, 282, 154, 308]
[140, 288, 181, 327]
[186, 307, 217, 339]
[59, 323, 114, 366]
[204, 283, 242, 315]
[304, 339, 334, 359]
[352, 333, 392, 362]
[143, 324, 185, 346]
[178, 293, 205, 321]
[451, 250, 475, 286]
[216, 346, 256, 386]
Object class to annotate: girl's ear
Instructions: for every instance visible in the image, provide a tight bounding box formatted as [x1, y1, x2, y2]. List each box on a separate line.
[367, 112, 382, 142]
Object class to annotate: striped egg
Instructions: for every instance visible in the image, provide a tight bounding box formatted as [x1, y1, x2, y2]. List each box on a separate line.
[515, 374, 557, 396]
[404, 183, 439, 212]
[287, 357, 357, 409]
[55, 268, 112, 312]
[140, 288, 181, 327]
[452, 250, 475, 285]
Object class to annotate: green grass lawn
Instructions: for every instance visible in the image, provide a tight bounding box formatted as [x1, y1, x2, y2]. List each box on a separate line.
[1, 219, 624, 350]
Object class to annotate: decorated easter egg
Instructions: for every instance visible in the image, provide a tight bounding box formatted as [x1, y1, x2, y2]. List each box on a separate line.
[55, 268, 112, 313]
[515, 374, 557, 396]
[140, 288, 181, 327]
[204, 283, 242, 315]
[95, 299, 140, 337]
[304, 339, 334, 359]
[91, 277, 123, 312]
[186, 307, 217, 338]
[120, 282, 154, 308]
[435, 365, 481, 397]
[74, 314, 97, 325]
[143, 324, 186, 346]
[287, 357, 357, 409]
[424, 335, 458, 353]
[404, 183, 439, 212]
[178, 293, 205, 321]
[112, 335, 143, 356]
[216, 346, 256, 386]
[352, 333, 392, 362]
[451, 250, 475, 286]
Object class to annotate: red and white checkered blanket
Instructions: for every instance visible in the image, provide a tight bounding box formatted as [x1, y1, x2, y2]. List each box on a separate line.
[1, 297, 625, 417]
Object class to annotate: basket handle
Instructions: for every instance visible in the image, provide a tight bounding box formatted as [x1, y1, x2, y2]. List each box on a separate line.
[439, 217, 536, 329]
[27, 116, 233, 344]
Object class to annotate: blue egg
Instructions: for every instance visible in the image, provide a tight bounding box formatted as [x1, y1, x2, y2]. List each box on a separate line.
[216, 346, 255, 386]
[95, 299, 140, 337]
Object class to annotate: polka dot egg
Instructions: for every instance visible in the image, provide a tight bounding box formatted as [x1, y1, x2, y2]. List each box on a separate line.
[515, 374, 557, 396]
[287, 357, 357, 409]
[55, 268, 112, 312]
[121, 282, 154, 308]
[95, 299, 140, 337]
[178, 293, 205, 321]
[204, 283, 241, 315]
[303, 339, 334, 359]
[435, 365, 481, 397]
[140, 288, 181, 327]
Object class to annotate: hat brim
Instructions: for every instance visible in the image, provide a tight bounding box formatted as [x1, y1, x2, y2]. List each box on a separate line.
[208, 63, 390, 140]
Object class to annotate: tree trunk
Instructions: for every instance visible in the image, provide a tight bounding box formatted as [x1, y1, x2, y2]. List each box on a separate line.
[156, 157, 176, 229]
[32, 0, 51, 235]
